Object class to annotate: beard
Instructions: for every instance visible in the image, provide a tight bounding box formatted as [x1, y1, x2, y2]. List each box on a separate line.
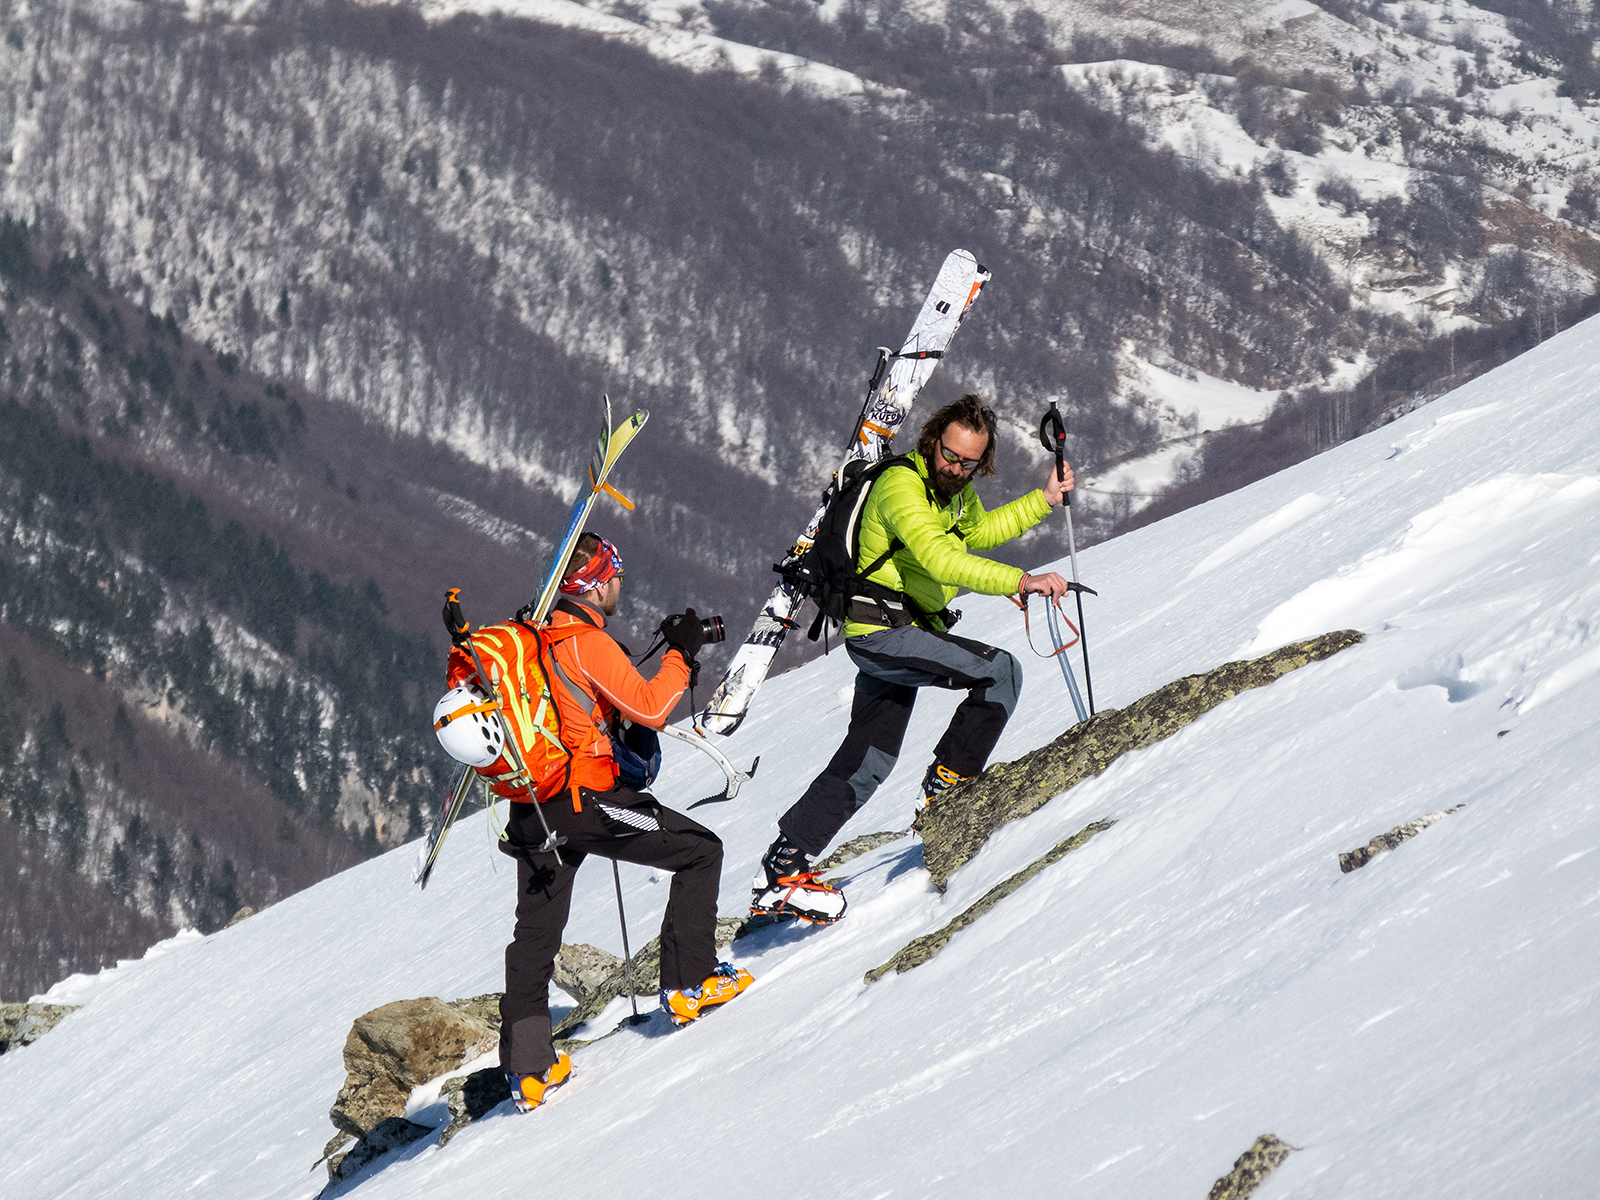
[931, 469, 967, 500]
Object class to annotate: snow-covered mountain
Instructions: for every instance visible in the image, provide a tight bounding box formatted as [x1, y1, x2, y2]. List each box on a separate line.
[3, 296, 1596, 1197]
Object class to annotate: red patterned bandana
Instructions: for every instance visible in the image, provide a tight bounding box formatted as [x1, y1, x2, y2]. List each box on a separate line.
[559, 538, 624, 595]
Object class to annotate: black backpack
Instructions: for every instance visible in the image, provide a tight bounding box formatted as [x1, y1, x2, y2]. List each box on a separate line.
[776, 454, 930, 640]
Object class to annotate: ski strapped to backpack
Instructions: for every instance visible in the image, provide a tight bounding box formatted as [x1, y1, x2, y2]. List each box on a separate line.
[698, 250, 991, 736]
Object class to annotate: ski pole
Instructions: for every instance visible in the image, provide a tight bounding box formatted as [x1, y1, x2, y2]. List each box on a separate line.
[444, 589, 567, 864]
[1039, 399, 1097, 715]
[1045, 600, 1089, 724]
[1064, 495, 1096, 715]
[611, 860, 648, 1026]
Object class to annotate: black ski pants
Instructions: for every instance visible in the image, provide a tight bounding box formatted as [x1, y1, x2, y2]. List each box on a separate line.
[499, 785, 723, 1077]
[777, 624, 1022, 857]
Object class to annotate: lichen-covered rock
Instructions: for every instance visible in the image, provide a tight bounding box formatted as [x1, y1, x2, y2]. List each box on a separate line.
[552, 916, 750, 1040]
[866, 820, 1115, 984]
[551, 942, 624, 1003]
[444, 993, 503, 1030]
[328, 997, 498, 1139]
[815, 828, 912, 873]
[438, 1067, 513, 1146]
[325, 1116, 433, 1185]
[1340, 804, 1465, 872]
[917, 631, 1364, 890]
[1205, 1133, 1296, 1199]
[0, 1002, 80, 1054]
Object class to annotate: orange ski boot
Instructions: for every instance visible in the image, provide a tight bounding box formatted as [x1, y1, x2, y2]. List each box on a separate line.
[659, 962, 754, 1027]
[506, 1051, 572, 1112]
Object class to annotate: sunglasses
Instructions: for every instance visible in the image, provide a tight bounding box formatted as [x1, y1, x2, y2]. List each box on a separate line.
[937, 440, 982, 472]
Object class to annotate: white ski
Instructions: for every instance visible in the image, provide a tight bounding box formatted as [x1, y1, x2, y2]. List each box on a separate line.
[698, 250, 990, 736]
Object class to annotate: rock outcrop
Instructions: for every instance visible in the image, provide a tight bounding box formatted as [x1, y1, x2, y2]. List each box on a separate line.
[324, 1117, 434, 1187]
[438, 1068, 513, 1147]
[1340, 805, 1466, 872]
[1205, 1133, 1296, 1199]
[865, 821, 1115, 984]
[0, 1002, 80, 1054]
[552, 942, 624, 1003]
[916, 631, 1364, 891]
[327, 997, 499, 1140]
[815, 828, 913, 873]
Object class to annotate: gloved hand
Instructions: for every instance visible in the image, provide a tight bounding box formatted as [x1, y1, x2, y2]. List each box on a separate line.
[659, 608, 706, 664]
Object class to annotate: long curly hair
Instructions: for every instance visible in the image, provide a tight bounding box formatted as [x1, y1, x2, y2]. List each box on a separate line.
[916, 394, 998, 477]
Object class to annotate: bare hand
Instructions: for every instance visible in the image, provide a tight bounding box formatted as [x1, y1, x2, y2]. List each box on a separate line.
[1019, 571, 1071, 599]
[1043, 460, 1075, 506]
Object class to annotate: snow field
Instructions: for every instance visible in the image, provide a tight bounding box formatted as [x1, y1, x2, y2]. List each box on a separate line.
[3, 313, 1600, 1197]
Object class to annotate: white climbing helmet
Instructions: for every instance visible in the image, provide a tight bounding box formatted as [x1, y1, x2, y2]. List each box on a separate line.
[432, 683, 504, 768]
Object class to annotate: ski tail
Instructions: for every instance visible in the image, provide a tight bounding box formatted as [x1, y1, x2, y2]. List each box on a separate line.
[414, 762, 474, 888]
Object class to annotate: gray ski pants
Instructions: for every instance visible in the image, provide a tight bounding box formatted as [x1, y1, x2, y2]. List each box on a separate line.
[777, 624, 1021, 857]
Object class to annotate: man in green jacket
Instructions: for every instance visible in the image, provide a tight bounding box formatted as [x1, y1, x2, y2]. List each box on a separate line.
[751, 394, 1074, 923]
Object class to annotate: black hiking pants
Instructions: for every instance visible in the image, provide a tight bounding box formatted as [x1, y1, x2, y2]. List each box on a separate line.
[499, 785, 723, 1077]
[777, 624, 1022, 857]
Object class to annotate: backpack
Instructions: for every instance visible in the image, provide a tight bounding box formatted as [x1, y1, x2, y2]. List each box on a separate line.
[777, 454, 924, 640]
[447, 619, 600, 803]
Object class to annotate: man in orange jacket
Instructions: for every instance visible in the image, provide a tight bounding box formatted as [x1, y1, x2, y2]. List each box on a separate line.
[462, 534, 751, 1112]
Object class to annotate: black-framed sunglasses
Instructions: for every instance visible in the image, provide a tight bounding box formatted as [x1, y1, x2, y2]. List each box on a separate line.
[937, 439, 982, 471]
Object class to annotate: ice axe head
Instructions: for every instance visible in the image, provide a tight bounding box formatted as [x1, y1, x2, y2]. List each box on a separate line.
[443, 588, 471, 646]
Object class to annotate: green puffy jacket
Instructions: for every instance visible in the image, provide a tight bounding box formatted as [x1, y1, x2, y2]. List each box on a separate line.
[845, 449, 1052, 637]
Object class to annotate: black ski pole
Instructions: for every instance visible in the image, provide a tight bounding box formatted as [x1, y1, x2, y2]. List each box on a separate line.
[611, 859, 648, 1026]
[1039, 400, 1096, 715]
[443, 589, 567, 863]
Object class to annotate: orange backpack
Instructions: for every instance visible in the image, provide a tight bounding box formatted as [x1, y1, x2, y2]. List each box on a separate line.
[446, 619, 600, 805]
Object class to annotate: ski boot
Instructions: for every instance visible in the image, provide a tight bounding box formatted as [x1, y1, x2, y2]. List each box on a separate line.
[921, 761, 970, 806]
[660, 962, 754, 1027]
[506, 1051, 572, 1113]
[749, 836, 848, 925]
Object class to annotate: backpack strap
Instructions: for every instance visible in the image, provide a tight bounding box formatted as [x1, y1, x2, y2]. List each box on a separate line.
[511, 611, 607, 812]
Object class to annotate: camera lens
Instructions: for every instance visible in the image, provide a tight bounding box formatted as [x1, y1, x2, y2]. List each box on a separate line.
[699, 615, 726, 644]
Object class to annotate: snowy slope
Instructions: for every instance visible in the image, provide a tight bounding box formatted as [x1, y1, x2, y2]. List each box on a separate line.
[4, 315, 1600, 1197]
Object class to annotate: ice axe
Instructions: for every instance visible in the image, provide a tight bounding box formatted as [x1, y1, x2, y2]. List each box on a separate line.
[1037, 399, 1096, 715]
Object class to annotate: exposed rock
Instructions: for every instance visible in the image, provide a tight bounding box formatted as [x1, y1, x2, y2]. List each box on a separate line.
[438, 1067, 513, 1146]
[0, 1002, 81, 1054]
[328, 997, 498, 1139]
[325, 1116, 433, 1185]
[224, 906, 256, 927]
[320, 1132, 354, 1168]
[866, 821, 1115, 984]
[551, 942, 624, 1003]
[1340, 805, 1466, 872]
[815, 827, 912, 874]
[1205, 1133, 1296, 1200]
[552, 916, 750, 1040]
[917, 631, 1365, 890]
[444, 993, 503, 1030]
